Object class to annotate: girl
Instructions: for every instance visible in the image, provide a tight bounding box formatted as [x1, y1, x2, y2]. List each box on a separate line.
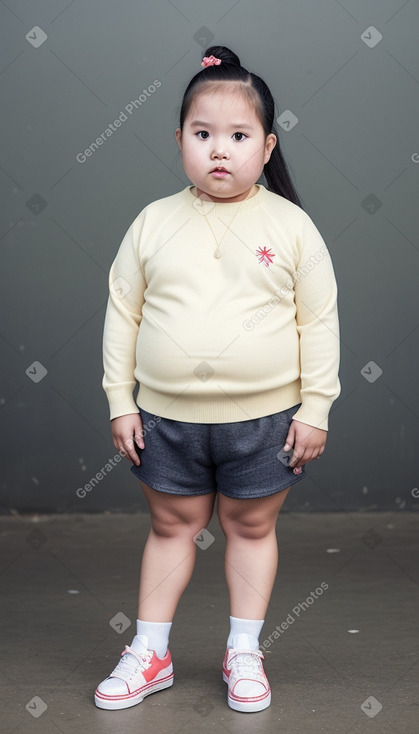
[95, 45, 340, 714]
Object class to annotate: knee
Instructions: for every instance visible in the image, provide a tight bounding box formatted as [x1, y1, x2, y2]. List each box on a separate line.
[150, 513, 179, 539]
[217, 509, 273, 540]
[151, 508, 212, 540]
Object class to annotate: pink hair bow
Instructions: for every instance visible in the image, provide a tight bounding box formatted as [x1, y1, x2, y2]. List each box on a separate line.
[201, 55, 222, 68]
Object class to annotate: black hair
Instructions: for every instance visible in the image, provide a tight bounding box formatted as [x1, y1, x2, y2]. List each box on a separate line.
[178, 45, 305, 210]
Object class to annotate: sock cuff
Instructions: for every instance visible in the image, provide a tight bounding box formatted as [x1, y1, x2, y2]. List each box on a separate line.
[227, 616, 265, 650]
[137, 619, 172, 627]
[135, 619, 172, 658]
[229, 616, 265, 635]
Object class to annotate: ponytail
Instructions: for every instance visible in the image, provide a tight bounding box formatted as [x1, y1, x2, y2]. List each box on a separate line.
[264, 123, 305, 208]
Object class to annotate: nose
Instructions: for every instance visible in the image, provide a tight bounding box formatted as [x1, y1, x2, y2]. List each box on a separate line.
[211, 139, 229, 160]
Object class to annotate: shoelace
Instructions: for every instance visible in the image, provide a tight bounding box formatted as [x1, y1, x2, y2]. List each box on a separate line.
[228, 648, 265, 677]
[113, 645, 153, 677]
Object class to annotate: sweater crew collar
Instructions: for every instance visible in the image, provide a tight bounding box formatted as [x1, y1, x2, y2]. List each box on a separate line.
[186, 183, 266, 215]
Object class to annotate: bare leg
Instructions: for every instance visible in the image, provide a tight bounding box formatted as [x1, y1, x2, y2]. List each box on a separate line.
[217, 488, 291, 619]
[137, 481, 216, 621]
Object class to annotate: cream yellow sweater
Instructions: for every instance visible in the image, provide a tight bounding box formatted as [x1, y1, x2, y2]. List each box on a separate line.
[102, 184, 341, 430]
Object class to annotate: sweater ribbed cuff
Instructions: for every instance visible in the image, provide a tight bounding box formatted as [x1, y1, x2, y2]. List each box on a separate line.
[290, 396, 334, 431]
[104, 384, 139, 421]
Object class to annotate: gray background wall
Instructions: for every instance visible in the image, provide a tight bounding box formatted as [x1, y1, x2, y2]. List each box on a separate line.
[0, 0, 418, 513]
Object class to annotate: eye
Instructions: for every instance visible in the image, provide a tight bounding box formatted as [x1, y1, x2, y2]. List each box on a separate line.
[196, 131, 209, 140]
[233, 132, 247, 141]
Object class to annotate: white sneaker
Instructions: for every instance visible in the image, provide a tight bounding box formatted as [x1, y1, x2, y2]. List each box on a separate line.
[222, 635, 271, 712]
[94, 636, 174, 710]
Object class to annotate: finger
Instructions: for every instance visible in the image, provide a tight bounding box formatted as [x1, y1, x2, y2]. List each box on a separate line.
[283, 425, 295, 452]
[117, 437, 136, 464]
[132, 433, 144, 466]
[122, 435, 141, 466]
[289, 448, 301, 468]
[291, 447, 312, 469]
[303, 449, 316, 466]
[118, 444, 129, 459]
[134, 431, 145, 450]
[135, 416, 145, 451]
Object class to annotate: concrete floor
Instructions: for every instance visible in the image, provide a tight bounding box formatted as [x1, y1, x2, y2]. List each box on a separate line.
[1, 510, 418, 734]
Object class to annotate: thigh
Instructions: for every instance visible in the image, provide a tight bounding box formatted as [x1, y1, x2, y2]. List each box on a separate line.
[141, 480, 216, 532]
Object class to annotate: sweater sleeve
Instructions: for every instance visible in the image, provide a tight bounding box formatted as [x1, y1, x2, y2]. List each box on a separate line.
[290, 212, 341, 431]
[102, 215, 147, 420]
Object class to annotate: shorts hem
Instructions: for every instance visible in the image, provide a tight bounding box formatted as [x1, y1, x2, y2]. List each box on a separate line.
[130, 464, 306, 498]
[130, 466, 216, 496]
[217, 470, 306, 499]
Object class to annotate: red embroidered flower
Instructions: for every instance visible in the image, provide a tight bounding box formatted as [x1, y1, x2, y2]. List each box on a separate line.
[255, 246, 276, 267]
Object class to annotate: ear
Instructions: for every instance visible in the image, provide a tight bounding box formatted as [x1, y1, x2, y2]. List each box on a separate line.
[175, 127, 182, 150]
[264, 133, 277, 164]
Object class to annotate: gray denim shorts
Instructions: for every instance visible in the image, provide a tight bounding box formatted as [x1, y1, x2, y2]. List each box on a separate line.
[130, 404, 306, 500]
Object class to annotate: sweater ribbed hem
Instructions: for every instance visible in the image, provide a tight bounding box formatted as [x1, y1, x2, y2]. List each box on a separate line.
[135, 380, 303, 424]
[104, 381, 333, 429]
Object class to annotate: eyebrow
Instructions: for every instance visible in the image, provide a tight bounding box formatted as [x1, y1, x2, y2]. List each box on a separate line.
[189, 120, 254, 130]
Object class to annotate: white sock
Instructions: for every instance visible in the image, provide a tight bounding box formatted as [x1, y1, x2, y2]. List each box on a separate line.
[227, 615, 265, 650]
[131, 619, 172, 659]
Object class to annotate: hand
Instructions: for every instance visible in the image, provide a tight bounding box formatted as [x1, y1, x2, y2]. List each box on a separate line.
[283, 419, 327, 473]
[110, 413, 144, 466]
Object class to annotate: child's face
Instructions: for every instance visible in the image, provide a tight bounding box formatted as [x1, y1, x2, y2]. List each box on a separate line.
[175, 87, 276, 203]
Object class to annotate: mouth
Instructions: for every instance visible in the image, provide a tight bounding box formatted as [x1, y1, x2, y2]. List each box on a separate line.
[210, 167, 230, 176]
